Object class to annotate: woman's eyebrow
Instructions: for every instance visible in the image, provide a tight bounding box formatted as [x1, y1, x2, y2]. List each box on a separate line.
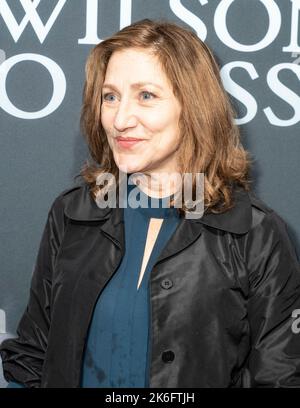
[102, 82, 163, 90]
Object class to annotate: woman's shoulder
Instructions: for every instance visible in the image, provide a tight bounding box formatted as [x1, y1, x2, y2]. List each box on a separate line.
[246, 189, 289, 235]
[247, 189, 273, 214]
[55, 182, 87, 202]
[49, 181, 111, 222]
[49, 182, 87, 213]
[201, 184, 294, 241]
[241, 189, 300, 266]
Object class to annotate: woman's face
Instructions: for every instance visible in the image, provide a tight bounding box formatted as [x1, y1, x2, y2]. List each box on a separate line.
[101, 48, 182, 175]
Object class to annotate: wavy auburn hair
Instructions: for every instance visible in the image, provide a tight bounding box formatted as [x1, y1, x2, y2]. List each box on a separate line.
[80, 18, 253, 215]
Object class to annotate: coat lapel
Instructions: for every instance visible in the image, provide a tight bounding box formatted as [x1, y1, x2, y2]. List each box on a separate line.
[63, 182, 252, 267]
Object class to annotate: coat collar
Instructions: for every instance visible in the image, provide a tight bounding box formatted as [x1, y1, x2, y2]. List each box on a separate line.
[63, 182, 252, 235]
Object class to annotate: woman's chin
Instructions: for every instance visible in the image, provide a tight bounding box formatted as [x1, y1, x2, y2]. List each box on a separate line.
[116, 161, 146, 175]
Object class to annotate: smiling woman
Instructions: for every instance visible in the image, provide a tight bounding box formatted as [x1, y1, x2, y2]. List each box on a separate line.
[100, 47, 182, 178]
[80, 19, 252, 214]
[1, 18, 300, 388]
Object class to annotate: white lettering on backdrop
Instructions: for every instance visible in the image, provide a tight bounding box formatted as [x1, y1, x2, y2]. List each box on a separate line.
[221, 62, 300, 127]
[0, 0, 66, 43]
[169, 0, 207, 40]
[0, 53, 66, 119]
[0, 0, 299, 124]
[283, 0, 300, 53]
[214, 0, 281, 52]
[263, 63, 300, 126]
[1, 0, 297, 51]
[78, 0, 132, 44]
[221, 62, 259, 125]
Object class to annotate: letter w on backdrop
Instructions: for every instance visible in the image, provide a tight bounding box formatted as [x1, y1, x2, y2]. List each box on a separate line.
[0, 0, 66, 43]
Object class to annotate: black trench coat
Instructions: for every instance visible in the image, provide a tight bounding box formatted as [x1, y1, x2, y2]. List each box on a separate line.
[1, 183, 300, 388]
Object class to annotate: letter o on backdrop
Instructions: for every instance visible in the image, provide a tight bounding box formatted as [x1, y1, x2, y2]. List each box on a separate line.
[0, 53, 66, 119]
[214, 0, 282, 52]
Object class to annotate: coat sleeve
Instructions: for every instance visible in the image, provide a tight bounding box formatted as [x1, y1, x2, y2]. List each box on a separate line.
[0, 193, 68, 388]
[242, 208, 300, 387]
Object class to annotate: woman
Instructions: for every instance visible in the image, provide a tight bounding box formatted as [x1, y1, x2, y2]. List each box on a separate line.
[1, 18, 300, 388]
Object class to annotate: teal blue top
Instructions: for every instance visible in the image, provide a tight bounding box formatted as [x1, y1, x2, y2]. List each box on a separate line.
[80, 181, 180, 387]
[7, 180, 180, 388]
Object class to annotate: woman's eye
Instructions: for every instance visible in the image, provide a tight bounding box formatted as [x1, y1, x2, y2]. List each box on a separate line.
[102, 91, 155, 102]
[140, 91, 155, 100]
[103, 93, 116, 102]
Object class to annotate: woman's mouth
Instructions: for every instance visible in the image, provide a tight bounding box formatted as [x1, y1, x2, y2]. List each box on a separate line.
[115, 137, 145, 149]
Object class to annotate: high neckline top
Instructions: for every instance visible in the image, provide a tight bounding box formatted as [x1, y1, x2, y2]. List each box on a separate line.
[125, 179, 180, 219]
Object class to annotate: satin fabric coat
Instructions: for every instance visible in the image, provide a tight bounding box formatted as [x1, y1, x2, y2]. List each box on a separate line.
[1, 182, 300, 388]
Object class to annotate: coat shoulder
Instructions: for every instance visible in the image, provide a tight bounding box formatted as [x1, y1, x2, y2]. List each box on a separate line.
[49, 181, 111, 222]
[48, 183, 88, 217]
[246, 190, 296, 252]
[56, 183, 86, 202]
[247, 190, 274, 215]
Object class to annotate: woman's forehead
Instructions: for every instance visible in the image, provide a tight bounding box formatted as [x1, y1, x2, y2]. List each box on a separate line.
[106, 48, 160, 71]
[104, 49, 170, 89]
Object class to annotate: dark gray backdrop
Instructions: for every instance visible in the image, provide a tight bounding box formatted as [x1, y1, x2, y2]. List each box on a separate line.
[0, 0, 299, 387]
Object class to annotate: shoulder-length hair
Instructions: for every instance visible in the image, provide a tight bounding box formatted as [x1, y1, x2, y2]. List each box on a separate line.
[80, 18, 253, 215]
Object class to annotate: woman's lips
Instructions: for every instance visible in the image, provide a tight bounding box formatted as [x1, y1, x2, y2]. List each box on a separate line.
[115, 137, 145, 149]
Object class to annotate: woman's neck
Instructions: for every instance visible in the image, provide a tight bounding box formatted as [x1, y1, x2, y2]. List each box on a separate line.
[128, 172, 182, 199]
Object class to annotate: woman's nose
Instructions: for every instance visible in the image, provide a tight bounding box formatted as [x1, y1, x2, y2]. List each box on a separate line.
[113, 98, 138, 131]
